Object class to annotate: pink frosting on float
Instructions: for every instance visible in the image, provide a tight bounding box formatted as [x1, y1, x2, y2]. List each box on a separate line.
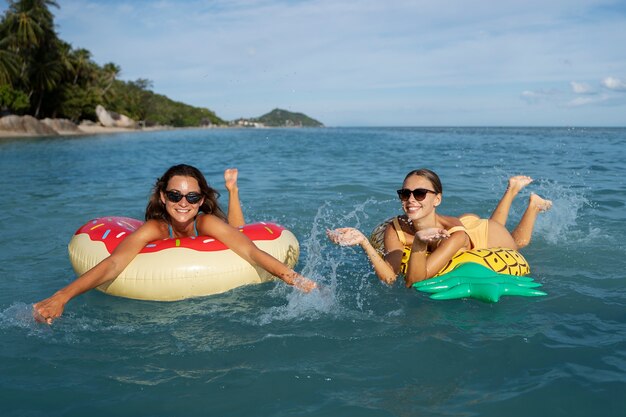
[74, 216, 286, 255]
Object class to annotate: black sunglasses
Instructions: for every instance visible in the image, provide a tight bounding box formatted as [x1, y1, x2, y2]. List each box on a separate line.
[165, 190, 203, 204]
[396, 188, 436, 201]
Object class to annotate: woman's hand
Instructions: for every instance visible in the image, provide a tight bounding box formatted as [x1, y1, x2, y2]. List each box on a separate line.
[33, 293, 68, 325]
[292, 275, 318, 293]
[224, 168, 239, 192]
[326, 228, 367, 246]
[278, 270, 317, 292]
[415, 227, 450, 243]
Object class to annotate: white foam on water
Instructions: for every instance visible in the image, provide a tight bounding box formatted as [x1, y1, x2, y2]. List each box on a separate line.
[256, 202, 341, 324]
[0, 302, 47, 333]
[532, 181, 592, 245]
[1, 301, 147, 343]
[0, 302, 83, 344]
[256, 199, 388, 325]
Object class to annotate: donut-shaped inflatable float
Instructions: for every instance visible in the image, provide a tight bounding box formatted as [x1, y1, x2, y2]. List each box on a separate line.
[69, 217, 300, 301]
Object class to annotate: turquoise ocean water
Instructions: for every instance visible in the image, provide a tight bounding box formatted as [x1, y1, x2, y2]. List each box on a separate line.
[0, 127, 624, 416]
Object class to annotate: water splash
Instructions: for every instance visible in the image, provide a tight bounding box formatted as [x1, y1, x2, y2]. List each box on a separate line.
[256, 202, 340, 324]
[532, 180, 591, 245]
[256, 199, 387, 325]
[1, 302, 41, 330]
[0, 301, 151, 341]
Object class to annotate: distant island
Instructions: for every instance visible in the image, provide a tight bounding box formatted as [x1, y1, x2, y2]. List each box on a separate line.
[232, 108, 324, 128]
[0, 1, 323, 137]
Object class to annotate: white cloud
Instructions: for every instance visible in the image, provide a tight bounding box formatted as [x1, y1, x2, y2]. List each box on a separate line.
[567, 96, 600, 107]
[602, 77, 626, 91]
[520, 89, 561, 104]
[570, 81, 594, 94]
[521, 90, 542, 103]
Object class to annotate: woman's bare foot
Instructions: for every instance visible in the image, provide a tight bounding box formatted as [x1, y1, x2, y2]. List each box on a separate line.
[530, 193, 552, 212]
[224, 168, 239, 192]
[508, 175, 533, 195]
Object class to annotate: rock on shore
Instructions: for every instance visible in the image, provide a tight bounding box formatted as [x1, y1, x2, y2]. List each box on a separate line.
[0, 106, 142, 138]
[42, 118, 82, 134]
[96, 105, 139, 129]
[0, 115, 59, 136]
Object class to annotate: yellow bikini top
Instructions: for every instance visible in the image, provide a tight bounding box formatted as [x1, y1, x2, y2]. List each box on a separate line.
[391, 217, 412, 275]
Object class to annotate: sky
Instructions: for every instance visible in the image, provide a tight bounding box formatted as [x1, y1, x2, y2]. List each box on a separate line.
[4, 0, 626, 126]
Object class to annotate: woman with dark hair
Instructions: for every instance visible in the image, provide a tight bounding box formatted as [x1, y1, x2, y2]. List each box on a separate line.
[144, 164, 243, 228]
[327, 169, 552, 287]
[34, 164, 316, 324]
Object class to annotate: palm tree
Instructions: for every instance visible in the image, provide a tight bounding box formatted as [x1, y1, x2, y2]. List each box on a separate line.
[101, 62, 121, 95]
[56, 40, 75, 80]
[4, 7, 42, 79]
[15, 10, 43, 47]
[71, 47, 91, 85]
[27, 0, 58, 26]
[29, 49, 62, 117]
[3, 0, 61, 115]
[0, 32, 20, 85]
[7, 0, 58, 31]
[4, 0, 58, 50]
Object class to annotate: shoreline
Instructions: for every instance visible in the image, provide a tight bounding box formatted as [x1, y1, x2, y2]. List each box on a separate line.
[0, 109, 324, 139]
[0, 123, 321, 139]
[0, 124, 222, 139]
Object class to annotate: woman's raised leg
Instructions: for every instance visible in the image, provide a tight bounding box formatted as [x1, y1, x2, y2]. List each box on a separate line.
[490, 175, 534, 226]
[511, 193, 552, 248]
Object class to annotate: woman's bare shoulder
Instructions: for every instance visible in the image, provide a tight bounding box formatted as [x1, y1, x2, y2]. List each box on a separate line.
[196, 213, 231, 235]
[136, 219, 168, 239]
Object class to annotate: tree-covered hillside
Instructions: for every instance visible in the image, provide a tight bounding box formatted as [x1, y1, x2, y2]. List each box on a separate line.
[0, 0, 224, 126]
[254, 108, 324, 127]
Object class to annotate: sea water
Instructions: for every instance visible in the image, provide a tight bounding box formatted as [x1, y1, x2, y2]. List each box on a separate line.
[0, 127, 624, 417]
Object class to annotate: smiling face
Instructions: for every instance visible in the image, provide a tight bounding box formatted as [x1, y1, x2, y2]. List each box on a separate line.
[400, 174, 442, 222]
[160, 175, 205, 225]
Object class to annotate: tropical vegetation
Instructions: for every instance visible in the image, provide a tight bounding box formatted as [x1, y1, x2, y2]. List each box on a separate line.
[0, 0, 224, 126]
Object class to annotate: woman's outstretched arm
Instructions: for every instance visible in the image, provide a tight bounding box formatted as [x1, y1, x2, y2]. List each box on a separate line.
[327, 226, 402, 285]
[198, 215, 317, 292]
[33, 221, 164, 324]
